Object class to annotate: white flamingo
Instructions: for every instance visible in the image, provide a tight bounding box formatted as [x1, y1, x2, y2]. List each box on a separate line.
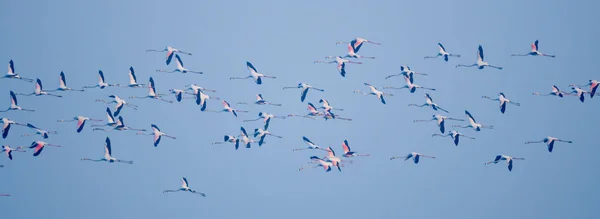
[409, 93, 449, 113]
[156, 54, 202, 74]
[212, 135, 238, 149]
[230, 62, 276, 85]
[569, 86, 588, 103]
[525, 136, 572, 153]
[0, 118, 26, 139]
[414, 114, 464, 134]
[207, 101, 247, 117]
[532, 85, 569, 98]
[185, 83, 217, 95]
[286, 103, 321, 120]
[253, 126, 282, 146]
[95, 95, 138, 117]
[354, 83, 393, 104]
[16, 79, 62, 98]
[485, 155, 525, 172]
[319, 99, 343, 111]
[384, 65, 428, 83]
[57, 116, 102, 133]
[137, 124, 176, 147]
[22, 123, 57, 139]
[49, 72, 84, 92]
[482, 93, 520, 114]
[456, 45, 503, 70]
[235, 127, 256, 149]
[83, 70, 120, 89]
[237, 94, 281, 106]
[90, 108, 119, 129]
[299, 156, 342, 172]
[92, 116, 146, 132]
[432, 130, 475, 146]
[424, 43, 460, 62]
[314, 56, 362, 77]
[163, 177, 206, 197]
[129, 77, 173, 103]
[244, 113, 285, 130]
[126, 67, 145, 88]
[195, 89, 221, 111]
[146, 46, 192, 65]
[511, 40, 555, 58]
[383, 75, 436, 93]
[3, 60, 33, 83]
[0, 91, 34, 112]
[452, 110, 493, 131]
[283, 83, 324, 102]
[390, 152, 435, 164]
[81, 137, 133, 164]
[336, 37, 381, 48]
[293, 136, 327, 151]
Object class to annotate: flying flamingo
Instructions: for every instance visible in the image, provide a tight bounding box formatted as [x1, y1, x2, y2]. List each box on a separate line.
[336, 37, 381, 48]
[299, 156, 341, 172]
[292, 136, 327, 151]
[432, 130, 475, 146]
[83, 70, 120, 89]
[409, 93, 449, 113]
[456, 45, 503, 70]
[570, 80, 599, 98]
[185, 84, 217, 95]
[511, 40, 555, 58]
[0, 91, 34, 112]
[383, 75, 436, 93]
[57, 116, 102, 133]
[29, 141, 61, 157]
[283, 83, 324, 102]
[168, 89, 191, 102]
[163, 177, 206, 197]
[96, 95, 138, 117]
[341, 139, 369, 158]
[195, 89, 220, 111]
[532, 85, 570, 98]
[390, 152, 435, 164]
[414, 114, 464, 134]
[238, 94, 281, 106]
[235, 127, 256, 149]
[354, 83, 393, 104]
[254, 126, 282, 146]
[212, 135, 238, 149]
[286, 103, 321, 120]
[129, 77, 173, 103]
[126, 67, 145, 88]
[156, 54, 203, 74]
[207, 101, 247, 117]
[321, 109, 352, 121]
[569, 86, 588, 103]
[230, 62, 276, 85]
[485, 155, 525, 171]
[22, 123, 57, 139]
[244, 112, 285, 130]
[424, 43, 460, 62]
[322, 148, 345, 172]
[49, 72, 84, 92]
[482, 93, 520, 114]
[1, 118, 26, 139]
[3, 60, 33, 83]
[16, 79, 62, 98]
[525, 136, 572, 153]
[319, 99, 343, 111]
[81, 137, 133, 164]
[92, 116, 146, 132]
[2, 145, 26, 160]
[137, 124, 176, 147]
[384, 66, 428, 83]
[146, 46, 192, 65]
[90, 108, 119, 129]
[314, 56, 362, 77]
[452, 110, 493, 131]
[332, 43, 375, 59]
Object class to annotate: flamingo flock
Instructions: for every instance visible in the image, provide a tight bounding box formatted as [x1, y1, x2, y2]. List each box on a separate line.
[0, 34, 595, 202]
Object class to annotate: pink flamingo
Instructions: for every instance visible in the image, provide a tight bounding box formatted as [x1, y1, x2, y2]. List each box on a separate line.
[511, 40, 555, 57]
[29, 141, 61, 157]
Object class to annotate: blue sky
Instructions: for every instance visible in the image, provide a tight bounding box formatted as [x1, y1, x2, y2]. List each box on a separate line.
[1, 1, 599, 218]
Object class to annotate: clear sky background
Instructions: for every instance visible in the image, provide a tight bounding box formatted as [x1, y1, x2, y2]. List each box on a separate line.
[1, 0, 599, 218]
